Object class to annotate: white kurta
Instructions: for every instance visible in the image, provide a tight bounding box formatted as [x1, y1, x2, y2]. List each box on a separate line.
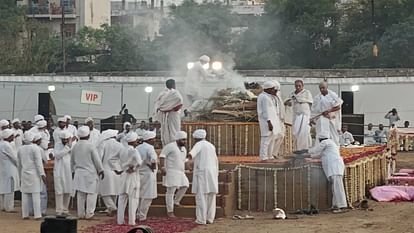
[137, 142, 158, 199]
[160, 142, 189, 188]
[71, 140, 104, 194]
[364, 129, 376, 145]
[30, 127, 50, 163]
[53, 127, 66, 152]
[88, 128, 101, 147]
[154, 88, 183, 146]
[290, 89, 313, 150]
[17, 144, 45, 193]
[12, 128, 23, 151]
[0, 141, 20, 193]
[311, 90, 343, 145]
[119, 145, 142, 197]
[99, 138, 123, 196]
[54, 144, 72, 194]
[339, 131, 355, 146]
[117, 131, 133, 147]
[309, 139, 344, 178]
[190, 140, 219, 194]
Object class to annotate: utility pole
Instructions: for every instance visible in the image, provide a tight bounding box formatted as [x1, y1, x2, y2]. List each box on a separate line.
[371, 0, 378, 57]
[61, 0, 66, 73]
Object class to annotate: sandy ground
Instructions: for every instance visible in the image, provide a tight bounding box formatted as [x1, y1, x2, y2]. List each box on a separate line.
[2, 152, 414, 233]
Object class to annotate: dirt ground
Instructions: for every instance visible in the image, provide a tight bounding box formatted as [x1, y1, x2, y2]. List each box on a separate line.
[2, 152, 414, 233]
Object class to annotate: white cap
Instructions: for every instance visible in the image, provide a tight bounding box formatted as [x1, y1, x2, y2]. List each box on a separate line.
[36, 120, 47, 128]
[273, 81, 281, 91]
[100, 129, 118, 141]
[11, 119, 20, 124]
[57, 117, 66, 122]
[64, 115, 72, 121]
[126, 132, 139, 143]
[59, 130, 72, 139]
[1, 129, 14, 139]
[77, 126, 90, 138]
[23, 131, 34, 142]
[174, 131, 187, 141]
[272, 208, 286, 220]
[192, 129, 207, 139]
[34, 115, 44, 123]
[199, 55, 210, 62]
[32, 133, 42, 142]
[0, 119, 9, 128]
[263, 81, 276, 89]
[143, 131, 156, 141]
[85, 117, 94, 124]
[124, 122, 131, 129]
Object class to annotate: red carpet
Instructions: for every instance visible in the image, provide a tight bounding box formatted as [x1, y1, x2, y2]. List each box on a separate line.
[82, 217, 200, 233]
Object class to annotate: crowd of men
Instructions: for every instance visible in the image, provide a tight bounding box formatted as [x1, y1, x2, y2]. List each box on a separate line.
[0, 79, 219, 226]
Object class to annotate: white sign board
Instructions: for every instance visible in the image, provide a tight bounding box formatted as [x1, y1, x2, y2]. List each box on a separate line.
[81, 90, 102, 105]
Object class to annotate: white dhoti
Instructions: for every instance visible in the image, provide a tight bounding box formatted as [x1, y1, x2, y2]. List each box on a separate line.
[166, 186, 187, 213]
[55, 193, 71, 215]
[76, 191, 98, 219]
[22, 193, 41, 219]
[195, 192, 216, 224]
[137, 198, 153, 221]
[0, 193, 15, 212]
[102, 195, 118, 212]
[117, 192, 139, 225]
[40, 182, 47, 214]
[159, 111, 181, 146]
[293, 114, 312, 150]
[260, 132, 284, 160]
[329, 175, 347, 209]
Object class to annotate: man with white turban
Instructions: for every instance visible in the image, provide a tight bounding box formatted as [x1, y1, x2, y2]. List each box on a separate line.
[0, 129, 20, 212]
[53, 130, 73, 216]
[137, 131, 158, 221]
[185, 55, 215, 109]
[85, 117, 101, 146]
[0, 119, 10, 133]
[285, 80, 313, 151]
[154, 79, 183, 146]
[71, 126, 104, 219]
[34, 115, 44, 124]
[117, 122, 133, 147]
[11, 119, 23, 150]
[98, 129, 124, 216]
[117, 132, 142, 225]
[257, 81, 285, 161]
[17, 132, 46, 219]
[53, 117, 68, 151]
[311, 81, 343, 146]
[308, 130, 347, 213]
[160, 131, 190, 218]
[187, 129, 219, 225]
[65, 115, 78, 145]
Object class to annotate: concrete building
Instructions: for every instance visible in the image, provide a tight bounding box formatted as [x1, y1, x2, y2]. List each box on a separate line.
[17, 0, 111, 36]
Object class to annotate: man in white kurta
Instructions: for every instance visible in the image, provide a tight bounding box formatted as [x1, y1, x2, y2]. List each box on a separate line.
[18, 132, 46, 219]
[154, 79, 184, 146]
[364, 123, 376, 145]
[257, 81, 285, 161]
[286, 80, 313, 150]
[137, 131, 158, 221]
[308, 131, 347, 213]
[71, 126, 104, 219]
[118, 122, 133, 147]
[188, 129, 219, 225]
[85, 117, 101, 146]
[99, 129, 124, 216]
[65, 115, 78, 145]
[311, 81, 343, 146]
[11, 119, 23, 151]
[117, 132, 143, 226]
[339, 125, 355, 146]
[160, 131, 190, 217]
[0, 129, 20, 212]
[53, 130, 73, 216]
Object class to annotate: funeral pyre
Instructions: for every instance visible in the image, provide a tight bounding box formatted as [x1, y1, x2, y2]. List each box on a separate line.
[191, 82, 262, 122]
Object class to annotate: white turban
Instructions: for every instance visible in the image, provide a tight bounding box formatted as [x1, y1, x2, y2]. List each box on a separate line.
[0, 119, 9, 128]
[34, 115, 44, 123]
[124, 122, 131, 129]
[57, 117, 66, 122]
[23, 131, 34, 142]
[318, 130, 330, 139]
[199, 55, 210, 62]
[174, 131, 187, 141]
[64, 115, 72, 121]
[125, 132, 138, 143]
[11, 119, 20, 124]
[85, 117, 94, 124]
[59, 130, 72, 139]
[1, 129, 14, 139]
[143, 131, 156, 141]
[36, 120, 47, 128]
[32, 133, 42, 142]
[262, 81, 276, 89]
[273, 81, 281, 91]
[192, 129, 207, 139]
[77, 126, 90, 138]
[100, 129, 118, 141]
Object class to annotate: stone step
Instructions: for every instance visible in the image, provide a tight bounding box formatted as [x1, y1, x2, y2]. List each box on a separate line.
[156, 170, 234, 183]
[148, 204, 224, 218]
[156, 182, 232, 195]
[152, 194, 223, 206]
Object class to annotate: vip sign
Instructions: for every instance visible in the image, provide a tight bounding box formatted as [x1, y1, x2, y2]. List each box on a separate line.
[81, 90, 102, 105]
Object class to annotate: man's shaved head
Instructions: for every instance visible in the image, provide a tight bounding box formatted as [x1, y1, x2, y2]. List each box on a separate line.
[319, 81, 329, 95]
